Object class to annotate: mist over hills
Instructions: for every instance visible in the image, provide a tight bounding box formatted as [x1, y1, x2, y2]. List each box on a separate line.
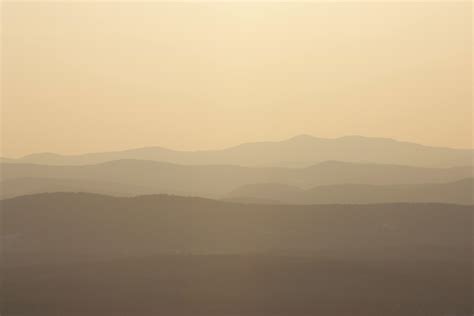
[3, 1, 472, 314]
[1, 160, 471, 199]
[228, 178, 473, 205]
[2, 135, 472, 315]
[4, 135, 473, 168]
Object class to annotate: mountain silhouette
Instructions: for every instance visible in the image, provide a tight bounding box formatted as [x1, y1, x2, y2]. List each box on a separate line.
[4, 135, 473, 167]
[1, 160, 471, 198]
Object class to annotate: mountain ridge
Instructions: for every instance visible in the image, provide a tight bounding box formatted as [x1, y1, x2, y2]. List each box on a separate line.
[3, 135, 473, 167]
[2, 160, 471, 199]
[227, 178, 474, 205]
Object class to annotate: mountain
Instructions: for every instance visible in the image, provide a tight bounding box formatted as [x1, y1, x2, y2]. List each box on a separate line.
[4, 135, 473, 167]
[1, 160, 471, 198]
[228, 178, 474, 205]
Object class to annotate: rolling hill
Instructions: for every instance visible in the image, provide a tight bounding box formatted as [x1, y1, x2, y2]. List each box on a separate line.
[228, 178, 474, 205]
[1, 160, 471, 198]
[0, 177, 156, 200]
[2, 193, 471, 265]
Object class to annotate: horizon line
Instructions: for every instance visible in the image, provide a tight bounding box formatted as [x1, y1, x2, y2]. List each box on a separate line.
[1, 134, 473, 159]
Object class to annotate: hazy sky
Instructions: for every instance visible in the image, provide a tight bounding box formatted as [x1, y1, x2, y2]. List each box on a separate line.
[1, 1, 472, 157]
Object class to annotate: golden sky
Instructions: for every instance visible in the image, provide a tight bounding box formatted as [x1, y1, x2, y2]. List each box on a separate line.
[1, 1, 472, 157]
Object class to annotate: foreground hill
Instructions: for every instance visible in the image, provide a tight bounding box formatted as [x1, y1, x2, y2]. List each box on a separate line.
[1, 193, 471, 316]
[2, 193, 470, 264]
[4, 135, 473, 167]
[228, 178, 474, 205]
[1, 160, 471, 198]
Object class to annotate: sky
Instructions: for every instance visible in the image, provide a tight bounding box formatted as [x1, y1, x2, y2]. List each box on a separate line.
[1, 1, 472, 157]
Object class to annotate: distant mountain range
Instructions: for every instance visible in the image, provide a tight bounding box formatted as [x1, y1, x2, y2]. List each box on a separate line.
[227, 178, 473, 205]
[1, 160, 471, 199]
[2, 135, 473, 167]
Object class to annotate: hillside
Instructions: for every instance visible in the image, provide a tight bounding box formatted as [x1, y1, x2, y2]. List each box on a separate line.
[2, 193, 471, 265]
[1, 193, 471, 316]
[3, 254, 471, 316]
